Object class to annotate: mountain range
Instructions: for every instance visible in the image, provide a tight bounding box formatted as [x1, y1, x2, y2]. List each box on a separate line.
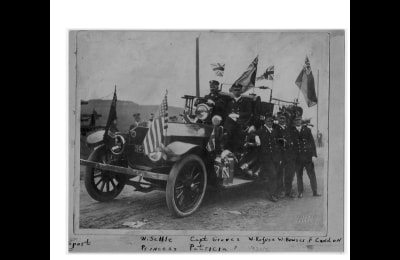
[80, 99, 184, 132]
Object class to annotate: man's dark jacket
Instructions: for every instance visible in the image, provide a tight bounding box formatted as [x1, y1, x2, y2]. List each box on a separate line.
[291, 125, 317, 163]
[225, 96, 253, 126]
[255, 126, 280, 163]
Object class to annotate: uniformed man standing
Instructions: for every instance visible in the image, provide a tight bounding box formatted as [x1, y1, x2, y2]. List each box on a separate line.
[293, 115, 321, 198]
[254, 113, 280, 202]
[223, 83, 254, 154]
[274, 112, 296, 198]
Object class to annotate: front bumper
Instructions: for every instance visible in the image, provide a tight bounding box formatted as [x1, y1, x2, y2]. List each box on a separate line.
[80, 159, 169, 181]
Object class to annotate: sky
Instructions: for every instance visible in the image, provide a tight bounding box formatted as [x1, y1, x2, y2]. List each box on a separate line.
[76, 31, 330, 134]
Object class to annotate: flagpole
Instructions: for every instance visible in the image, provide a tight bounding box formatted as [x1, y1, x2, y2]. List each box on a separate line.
[317, 70, 319, 134]
[297, 85, 301, 102]
[270, 73, 274, 102]
[196, 36, 200, 97]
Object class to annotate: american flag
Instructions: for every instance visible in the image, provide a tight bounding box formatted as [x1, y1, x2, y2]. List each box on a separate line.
[256, 65, 274, 81]
[143, 91, 168, 154]
[211, 63, 225, 77]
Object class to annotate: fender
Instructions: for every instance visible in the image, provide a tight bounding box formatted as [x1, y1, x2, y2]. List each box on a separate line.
[87, 144, 106, 161]
[86, 129, 105, 148]
[163, 141, 205, 162]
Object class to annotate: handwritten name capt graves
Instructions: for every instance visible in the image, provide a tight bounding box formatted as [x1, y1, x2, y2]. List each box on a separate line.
[189, 236, 240, 252]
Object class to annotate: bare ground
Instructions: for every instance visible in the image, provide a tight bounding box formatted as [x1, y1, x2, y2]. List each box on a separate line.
[79, 148, 325, 231]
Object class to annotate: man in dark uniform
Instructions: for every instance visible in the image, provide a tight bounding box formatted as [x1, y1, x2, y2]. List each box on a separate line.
[274, 112, 296, 198]
[223, 83, 254, 154]
[293, 115, 321, 198]
[254, 113, 280, 202]
[130, 113, 147, 129]
[204, 80, 226, 119]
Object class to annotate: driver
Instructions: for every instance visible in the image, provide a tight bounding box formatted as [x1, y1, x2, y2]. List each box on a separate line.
[204, 80, 226, 120]
[130, 113, 145, 129]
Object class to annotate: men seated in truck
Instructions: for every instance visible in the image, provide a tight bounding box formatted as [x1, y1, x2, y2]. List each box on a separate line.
[203, 80, 227, 120]
[222, 83, 254, 154]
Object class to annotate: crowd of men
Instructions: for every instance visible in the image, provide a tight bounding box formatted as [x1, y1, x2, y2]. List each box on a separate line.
[202, 80, 321, 202]
[126, 80, 321, 202]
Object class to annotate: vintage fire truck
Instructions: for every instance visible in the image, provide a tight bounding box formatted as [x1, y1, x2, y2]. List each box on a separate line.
[80, 83, 303, 217]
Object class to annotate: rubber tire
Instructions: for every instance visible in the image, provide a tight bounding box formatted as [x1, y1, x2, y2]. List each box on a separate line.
[84, 145, 125, 202]
[166, 154, 207, 217]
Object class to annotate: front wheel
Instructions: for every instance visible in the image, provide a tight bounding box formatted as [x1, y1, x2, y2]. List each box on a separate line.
[166, 154, 207, 217]
[84, 146, 126, 202]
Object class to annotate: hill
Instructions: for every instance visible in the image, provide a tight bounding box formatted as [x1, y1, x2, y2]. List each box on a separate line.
[80, 99, 184, 133]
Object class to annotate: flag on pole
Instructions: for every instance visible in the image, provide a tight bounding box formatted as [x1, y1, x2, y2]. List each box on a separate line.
[143, 91, 168, 154]
[256, 65, 274, 80]
[211, 63, 225, 77]
[295, 57, 318, 107]
[103, 86, 118, 145]
[232, 56, 258, 93]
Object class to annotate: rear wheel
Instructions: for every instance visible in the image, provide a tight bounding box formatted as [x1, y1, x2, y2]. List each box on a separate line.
[166, 154, 207, 217]
[84, 146, 126, 202]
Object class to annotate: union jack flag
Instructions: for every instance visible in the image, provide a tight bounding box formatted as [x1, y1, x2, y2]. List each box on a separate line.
[211, 63, 225, 77]
[256, 65, 274, 81]
[143, 91, 168, 154]
[233, 56, 258, 93]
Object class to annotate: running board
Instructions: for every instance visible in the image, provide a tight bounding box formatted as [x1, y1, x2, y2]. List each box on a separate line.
[221, 177, 255, 188]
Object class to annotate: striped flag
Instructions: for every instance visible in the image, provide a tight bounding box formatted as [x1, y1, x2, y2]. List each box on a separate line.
[295, 57, 317, 107]
[211, 63, 225, 77]
[256, 65, 274, 80]
[143, 91, 168, 154]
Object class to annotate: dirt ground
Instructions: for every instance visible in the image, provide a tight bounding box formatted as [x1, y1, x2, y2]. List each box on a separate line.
[79, 148, 325, 231]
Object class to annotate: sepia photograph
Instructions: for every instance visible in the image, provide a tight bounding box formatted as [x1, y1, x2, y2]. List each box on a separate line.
[68, 30, 345, 252]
